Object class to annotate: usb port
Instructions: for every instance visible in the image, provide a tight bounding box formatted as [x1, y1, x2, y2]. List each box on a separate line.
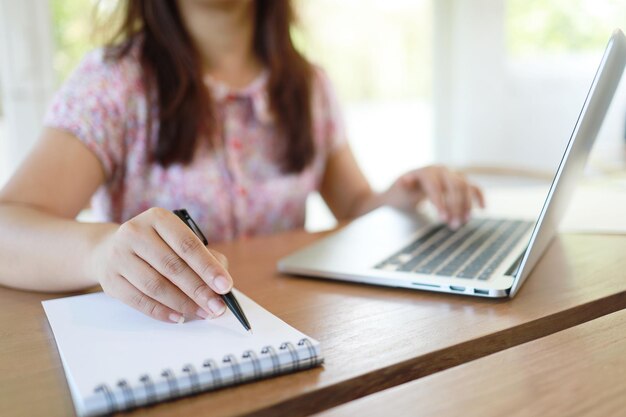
[449, 286, 465, 292]
[474, 289, 489, 295]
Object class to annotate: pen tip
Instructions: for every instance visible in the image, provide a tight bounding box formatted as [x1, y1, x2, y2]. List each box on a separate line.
[248, 329, 253, 335]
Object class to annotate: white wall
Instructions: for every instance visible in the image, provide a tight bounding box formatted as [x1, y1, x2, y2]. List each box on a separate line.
[0, 0, 56, 185]
[434, 0, 626, 173]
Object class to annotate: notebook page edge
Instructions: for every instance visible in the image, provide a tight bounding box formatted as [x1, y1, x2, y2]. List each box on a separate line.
[42, 299, 89, 417]
[42, 290, 323, 415]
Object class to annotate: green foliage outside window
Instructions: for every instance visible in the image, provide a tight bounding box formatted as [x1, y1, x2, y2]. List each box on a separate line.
[49, 0, 625, 97]
[507, 0, 626, 57]
[50, 0, 117, 86]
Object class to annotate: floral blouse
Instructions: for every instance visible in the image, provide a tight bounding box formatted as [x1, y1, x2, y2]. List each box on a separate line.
[44, 48, 346, 242]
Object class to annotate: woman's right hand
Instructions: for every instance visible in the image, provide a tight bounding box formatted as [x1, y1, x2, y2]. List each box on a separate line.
[89, 207, 232, 323]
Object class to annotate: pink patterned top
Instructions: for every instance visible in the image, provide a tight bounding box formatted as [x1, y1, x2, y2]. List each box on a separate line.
[44, 49, 346, 242]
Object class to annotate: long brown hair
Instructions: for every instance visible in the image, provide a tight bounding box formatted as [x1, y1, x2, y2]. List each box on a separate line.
[106, 0, 314, 173]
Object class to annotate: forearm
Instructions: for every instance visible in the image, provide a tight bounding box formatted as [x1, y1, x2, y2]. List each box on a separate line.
[321, 145, 410, 221]
[346, 189, 388, 219]
[346, 181, 423, 219]
[0, 203, 117, 292]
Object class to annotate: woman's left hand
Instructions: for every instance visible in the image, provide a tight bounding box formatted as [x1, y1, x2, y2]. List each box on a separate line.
[382, 165, 485, 229]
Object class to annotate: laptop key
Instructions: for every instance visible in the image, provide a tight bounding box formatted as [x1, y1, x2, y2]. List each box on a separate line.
[414, 220, 488, 274]
[375, 218, 533, 281]
[477, 221, 533, 280]
[455, 220, 520, 278]
[375, 225, 445, 270]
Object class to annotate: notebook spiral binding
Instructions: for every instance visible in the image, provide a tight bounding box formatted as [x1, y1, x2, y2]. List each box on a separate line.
[222, 354, 242, 384]
[161, 369, 179, 397]
[139, 374, 157, 403]
[94, 384, 116, 414]
[242, 350, 262, 380]
[182, 364, 200, 394]
[202, 358, 222, 389]
[117, 379, 135, 409]
[92, 337, 319, 413]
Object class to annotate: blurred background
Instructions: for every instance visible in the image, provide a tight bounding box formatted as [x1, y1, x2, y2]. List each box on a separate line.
[0, 0, 625, 229]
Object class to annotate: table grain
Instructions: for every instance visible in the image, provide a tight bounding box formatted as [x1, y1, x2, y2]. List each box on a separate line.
[317, 308, 626, 417]
[1, 229, 626, 417]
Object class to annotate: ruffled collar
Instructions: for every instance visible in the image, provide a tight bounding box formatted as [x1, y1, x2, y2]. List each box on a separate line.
[203, 70, 273, 124]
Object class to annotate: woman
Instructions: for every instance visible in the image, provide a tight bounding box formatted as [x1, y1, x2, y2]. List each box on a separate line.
[0, 0, 483, 323]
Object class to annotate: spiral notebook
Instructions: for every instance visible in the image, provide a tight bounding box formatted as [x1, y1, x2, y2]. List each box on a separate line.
[43, 290, 323, 417]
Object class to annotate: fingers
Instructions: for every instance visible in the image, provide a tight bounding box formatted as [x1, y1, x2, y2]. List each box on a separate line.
[471, 185, 486, 209]
[102, 273, 184, 323]
[122, 247, 225, 319]
[401, 167, 484, 229]
[442, 172, 478, 228]
[408, 172, 447, 220]
[95, 208, 235, 324]
[441, 174, 463, 227]
[209, 249, 229, 269]
[130, 228, 226, 317]
[149, 209, 234, 296]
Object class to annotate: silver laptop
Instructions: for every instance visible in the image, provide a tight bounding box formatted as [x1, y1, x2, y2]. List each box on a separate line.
[278, 29, 626, 298]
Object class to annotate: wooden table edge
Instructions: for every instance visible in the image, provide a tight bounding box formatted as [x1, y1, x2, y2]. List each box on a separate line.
[236, 289, 626, 417]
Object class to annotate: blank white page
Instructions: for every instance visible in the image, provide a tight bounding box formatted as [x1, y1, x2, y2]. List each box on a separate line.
[43, 290, 320, 415]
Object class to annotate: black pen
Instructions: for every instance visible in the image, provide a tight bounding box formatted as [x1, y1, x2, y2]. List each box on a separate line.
[173, 209, 252, 333]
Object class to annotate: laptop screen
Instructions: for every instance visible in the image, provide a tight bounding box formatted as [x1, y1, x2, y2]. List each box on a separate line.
[510, 29, 626, 296]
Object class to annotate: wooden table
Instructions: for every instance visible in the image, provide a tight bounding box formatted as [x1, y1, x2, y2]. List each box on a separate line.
[2, 228, 626, 417]
[317, 307, 626, 417]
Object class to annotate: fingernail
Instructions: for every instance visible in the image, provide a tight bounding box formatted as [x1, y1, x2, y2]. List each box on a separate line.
[169, 313, 185, 324]
[450, 218, 461, 230]
[213, 275, 231, 293]
[464, 213, 471, 223]
[196, 308, 209, 319]
[208, 297, 226, 316]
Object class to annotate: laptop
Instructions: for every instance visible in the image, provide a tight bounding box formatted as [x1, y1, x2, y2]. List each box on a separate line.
[278, 29, 626, 298]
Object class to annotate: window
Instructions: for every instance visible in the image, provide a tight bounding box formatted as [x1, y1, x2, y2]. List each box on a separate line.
[296, 0, 434, 188]
[505, 0, 626, 171]
[0, 89, 5, 185]
[295, 0, 434, 229]
[507, 0, 626, 58]
[433, 0, 626, 175]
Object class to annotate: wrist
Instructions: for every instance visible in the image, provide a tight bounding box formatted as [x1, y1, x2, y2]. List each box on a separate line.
[381, 179, 421, 212]
[82, 222, 118, 287]
[349, 190, 386, 218]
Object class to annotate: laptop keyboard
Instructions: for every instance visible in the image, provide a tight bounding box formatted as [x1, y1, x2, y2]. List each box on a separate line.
[374, 218, 533, 280]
